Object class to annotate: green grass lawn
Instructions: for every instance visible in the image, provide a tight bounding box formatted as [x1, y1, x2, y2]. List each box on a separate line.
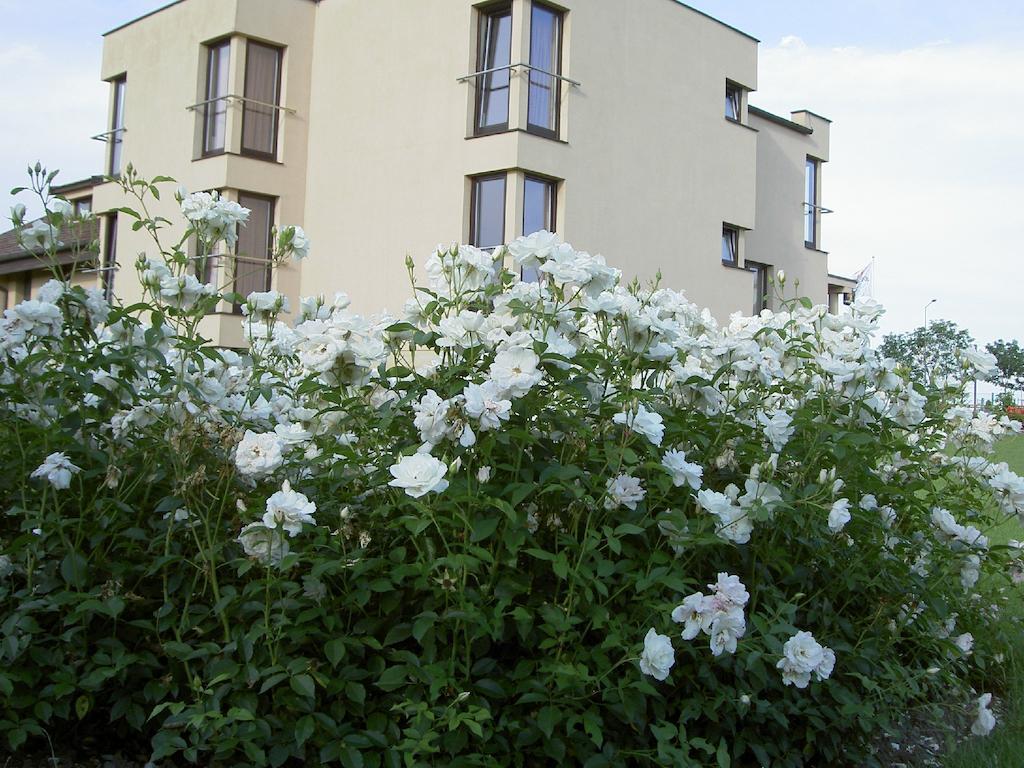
[945, 434, 1024, 767]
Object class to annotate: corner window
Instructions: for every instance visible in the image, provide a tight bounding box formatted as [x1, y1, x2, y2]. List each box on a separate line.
[522, 175, 557, 281]
[102, 214, 118, 302]
[721, 225, 738, 265]
[241, 42, 282, 158]
[748, 260, 769, 314]
[725, 83, 742, 121]
[475, 4, 513, 135]
[469, 174, 507, 251]
[203, 41, 231, 155]
[527, 3, 563, 137]
[804, 157, 820, 247]
[108, 77, 126, 176]
[233, 192, 275, 312]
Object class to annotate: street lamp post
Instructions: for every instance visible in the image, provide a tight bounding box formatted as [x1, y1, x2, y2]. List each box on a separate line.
[924, 298, 937, 327]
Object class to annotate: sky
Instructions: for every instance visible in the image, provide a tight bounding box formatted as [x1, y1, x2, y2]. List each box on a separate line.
[1, 0, 1022, 352]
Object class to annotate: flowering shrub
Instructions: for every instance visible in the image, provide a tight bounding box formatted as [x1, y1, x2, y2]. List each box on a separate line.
[1, 167, 1023, 766]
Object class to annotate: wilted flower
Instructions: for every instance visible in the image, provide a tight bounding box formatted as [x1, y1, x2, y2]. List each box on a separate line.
[828, 498, 851, 533]
[31, 452, 81, 490]
[237, 522, 289, 566]
[971, 693, 996, 736]
[605, 474, 646, 511]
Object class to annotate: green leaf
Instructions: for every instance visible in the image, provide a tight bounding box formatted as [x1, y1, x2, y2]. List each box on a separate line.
[471, 515, 501, 542]
[296, 714, 315, 746]
[7, 728, 27, 751]
[325, 638, 346, 667]
[75, 694, 91, 720]
[376, 666, 407, 691]
[61, 551, 88, 588]
[345, 681, 366, 704]
[537, 706, 559, 739]
[290, 673, 316, 699]
[716, 737, 730, 768]
[339, 746, 364, 768]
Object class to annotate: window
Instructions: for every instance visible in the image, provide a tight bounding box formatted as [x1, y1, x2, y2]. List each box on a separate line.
[475, 4, 513, 135]
[527, 3, 563, 137]
[241, 42, 282, 158]
[747, 261, 769, 314]
[469, 174, 506, 251]
[725, 83, 742, 121]
[522, 175, 557, 281]
[804, 157, 819, 247]
[233, 192, 274, 311]
[721, 225, 738, 265]
[203, 41, 231, 155]
[74, 198, 92, 216]
[102, 214, 118, 302]
[108, 77, 126, 176]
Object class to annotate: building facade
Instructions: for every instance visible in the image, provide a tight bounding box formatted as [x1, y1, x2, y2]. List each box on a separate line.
[5, 0, 855, 341]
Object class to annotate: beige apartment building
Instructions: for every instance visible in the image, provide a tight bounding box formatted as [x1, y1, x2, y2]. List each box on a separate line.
[2, 0, 856, 343]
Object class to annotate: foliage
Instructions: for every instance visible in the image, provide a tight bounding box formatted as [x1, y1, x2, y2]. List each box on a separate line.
[2, 168, 1024, 767]
[879, 320, 976, 382]
[986, 339, 1024, 396]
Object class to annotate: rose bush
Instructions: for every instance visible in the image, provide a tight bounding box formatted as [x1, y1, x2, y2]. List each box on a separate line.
[1, 166, 1023, 766]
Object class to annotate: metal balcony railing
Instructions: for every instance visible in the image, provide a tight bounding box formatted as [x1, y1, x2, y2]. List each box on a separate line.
[185, 94, 296, 115]
[90, 127, 126, 143]
[457, 62, 581, 88]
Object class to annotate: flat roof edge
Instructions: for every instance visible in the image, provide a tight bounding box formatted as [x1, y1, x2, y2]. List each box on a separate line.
[103, 0, 321, 37]
[103, 0, 187, 37]
[748, 105, 814, 134]
[667, 0, 759, 43]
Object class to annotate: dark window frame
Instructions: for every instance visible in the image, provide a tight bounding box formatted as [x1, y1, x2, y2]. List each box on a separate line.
[721, 224, 739, 265]
[747, 259, 770, 314]
[526, 1, 564, 140]
[102, 213, 118, 303]
[725, 81, 742, 122]
[74, 198, 93, 216]
[202, 39, 232, 157]
[473, 2, 514, 137]
[108, 76, 127, 177]
[240, 40, 284, 161]
[231, 191, 276, 314]
[804, 156, 820, 248]
[469, 173, 507, 251]
[521, 173, 558, 282]
[522, 173, 558, 234]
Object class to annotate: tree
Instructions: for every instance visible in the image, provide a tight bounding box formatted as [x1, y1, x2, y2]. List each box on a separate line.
[879, 320, 974, 381]
[985, 339, 1024, 395]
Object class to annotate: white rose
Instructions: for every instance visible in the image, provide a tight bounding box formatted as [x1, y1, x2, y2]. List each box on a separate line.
[388, 453, 449, 498]
[639, 628, 675, 681]
[235, 430, 285, 477]
[262, 480, 317, 537]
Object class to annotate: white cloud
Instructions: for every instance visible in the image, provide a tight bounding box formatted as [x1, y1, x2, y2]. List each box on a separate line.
[753, 38, 1024, 350]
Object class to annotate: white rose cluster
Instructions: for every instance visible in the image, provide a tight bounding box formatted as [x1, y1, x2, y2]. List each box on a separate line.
[671, 572, 750, 656]
[777, 630, 836, 689]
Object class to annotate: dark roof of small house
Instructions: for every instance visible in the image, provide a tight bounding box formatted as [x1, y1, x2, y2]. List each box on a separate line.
[0, 218, 100, 275]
